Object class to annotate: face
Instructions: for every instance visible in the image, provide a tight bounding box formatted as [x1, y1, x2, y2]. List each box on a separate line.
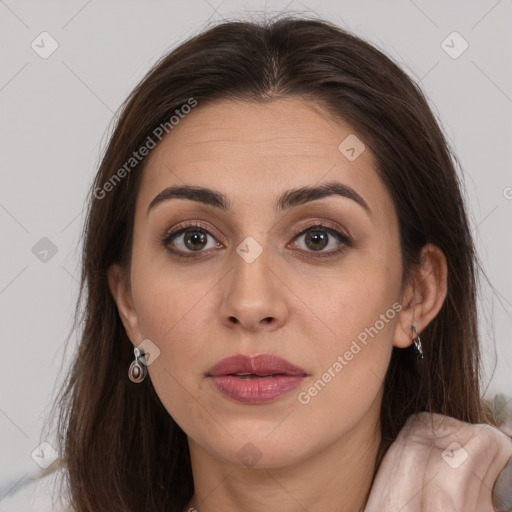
[109, 97, 412, 468]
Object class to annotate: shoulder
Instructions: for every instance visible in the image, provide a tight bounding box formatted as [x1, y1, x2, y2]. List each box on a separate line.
[0, 466, 72, 512]
[365, 411, 512, 511]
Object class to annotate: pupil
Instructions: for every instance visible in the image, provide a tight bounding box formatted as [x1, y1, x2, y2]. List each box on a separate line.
[306, 230, 328, 251]
[185, 230, 206, 250]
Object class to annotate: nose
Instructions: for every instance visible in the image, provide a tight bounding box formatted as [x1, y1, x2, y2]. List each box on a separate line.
[217, 243, 289, 333]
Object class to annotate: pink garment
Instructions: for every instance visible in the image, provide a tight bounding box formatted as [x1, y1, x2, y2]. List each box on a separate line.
[365, 411, 512, 512]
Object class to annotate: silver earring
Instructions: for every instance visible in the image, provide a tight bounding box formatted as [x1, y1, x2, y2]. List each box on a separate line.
[411, 325, 424, 359]
[128, 346, 147, 383]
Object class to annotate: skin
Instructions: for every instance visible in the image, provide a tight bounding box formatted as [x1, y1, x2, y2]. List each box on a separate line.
[108, 97, 448, 512]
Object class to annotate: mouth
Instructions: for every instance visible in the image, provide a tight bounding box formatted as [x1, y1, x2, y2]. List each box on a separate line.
[206, 354, 308, 404]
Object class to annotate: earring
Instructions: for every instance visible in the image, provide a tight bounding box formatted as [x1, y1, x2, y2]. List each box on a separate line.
[128, 346, 147, 383]
[411, 325, 424, 359]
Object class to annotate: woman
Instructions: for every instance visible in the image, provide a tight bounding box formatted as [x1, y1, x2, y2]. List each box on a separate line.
[7, 14, 511, 512]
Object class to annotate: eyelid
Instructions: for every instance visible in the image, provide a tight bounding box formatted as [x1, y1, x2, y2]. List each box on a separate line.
[161, 220, 223, 244]
[291, 219, 352, 243]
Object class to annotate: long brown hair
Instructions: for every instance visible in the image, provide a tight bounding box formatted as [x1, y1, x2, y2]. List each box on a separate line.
[45, 14, 495, 511]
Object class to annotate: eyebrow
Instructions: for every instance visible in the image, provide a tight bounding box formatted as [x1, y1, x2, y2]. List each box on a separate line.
[147, 181, 371, 216]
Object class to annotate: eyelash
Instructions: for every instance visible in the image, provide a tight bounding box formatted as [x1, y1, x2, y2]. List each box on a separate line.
[159, 221, 353, 260]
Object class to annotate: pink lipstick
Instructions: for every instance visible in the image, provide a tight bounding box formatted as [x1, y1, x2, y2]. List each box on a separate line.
[207, 353, 308, 404]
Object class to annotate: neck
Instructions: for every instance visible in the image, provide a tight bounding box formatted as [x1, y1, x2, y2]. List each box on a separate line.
[183, 404, 382, 512]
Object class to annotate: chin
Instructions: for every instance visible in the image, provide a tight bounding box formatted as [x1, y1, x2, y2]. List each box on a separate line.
[202, 428, 319, 469]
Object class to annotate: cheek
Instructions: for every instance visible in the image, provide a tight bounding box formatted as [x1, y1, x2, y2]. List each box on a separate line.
[292, 291, 397, 447]
[128, 260, 220, 421]
[130, 241, 216, 343]
[303, 287, 397, 401]
[298, 252, 400, 404]
[132, 275, 213, 374]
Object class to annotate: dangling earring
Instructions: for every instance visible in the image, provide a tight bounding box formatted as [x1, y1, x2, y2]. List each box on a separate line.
[411, 325, 424, 359]
[128, 346, 147, 383]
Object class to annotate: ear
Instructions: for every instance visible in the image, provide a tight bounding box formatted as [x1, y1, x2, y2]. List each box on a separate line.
[107, 263, 143, 346]
[394, 243, 448, 349]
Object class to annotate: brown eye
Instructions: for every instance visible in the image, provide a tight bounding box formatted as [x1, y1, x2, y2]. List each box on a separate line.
[160, 222, 222, 258]
[182, 230, 208, 251]
[304, 229, 329, 251]
[291, 224, 352, 257]
[164, 227, 219, 253]
[160, 221, 352, 260]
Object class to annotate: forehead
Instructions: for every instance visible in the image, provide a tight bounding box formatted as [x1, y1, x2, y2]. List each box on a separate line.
[136, 97, 393, 220]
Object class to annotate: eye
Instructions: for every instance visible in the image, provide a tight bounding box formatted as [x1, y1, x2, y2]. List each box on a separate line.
[159, 221, 353, 260]
[289, 223, 352, 257]
[160, 222, 222, 257]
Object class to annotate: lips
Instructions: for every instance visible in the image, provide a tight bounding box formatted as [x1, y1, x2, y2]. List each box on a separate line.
[207, 354, 308, 403]
[207, 353, 307, 378]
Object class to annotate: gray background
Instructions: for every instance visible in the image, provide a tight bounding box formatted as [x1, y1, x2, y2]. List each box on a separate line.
[1, 0, 511, 498]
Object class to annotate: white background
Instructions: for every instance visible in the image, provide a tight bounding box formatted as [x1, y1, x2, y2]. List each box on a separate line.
[1, 0, 511, 500]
